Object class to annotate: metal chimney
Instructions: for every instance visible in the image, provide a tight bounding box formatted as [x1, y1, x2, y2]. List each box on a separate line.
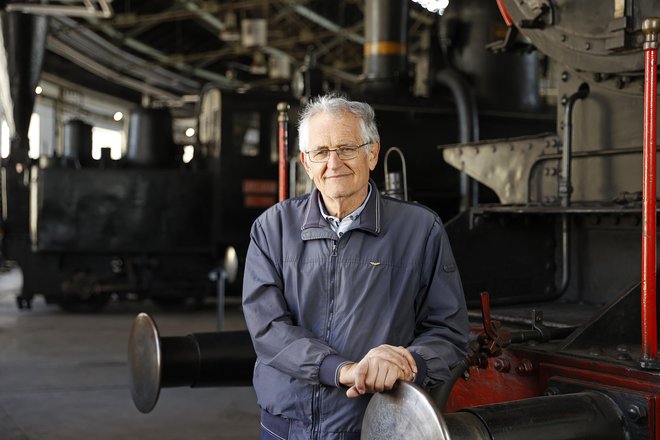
[0, 11, 48, 247]
[0, 11, 48, 158]
[362, 0, 410, 94]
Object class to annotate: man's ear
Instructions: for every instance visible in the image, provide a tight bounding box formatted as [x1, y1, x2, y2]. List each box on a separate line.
[368, 142, 381, 171]
[300, 151, 312, 177]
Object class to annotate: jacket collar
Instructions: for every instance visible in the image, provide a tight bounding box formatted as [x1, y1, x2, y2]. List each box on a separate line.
[301, 179, 381, 240]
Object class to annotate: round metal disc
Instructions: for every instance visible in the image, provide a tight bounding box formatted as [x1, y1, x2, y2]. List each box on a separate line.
[361, 382, 451, 440]
[127, 312, 162, 413]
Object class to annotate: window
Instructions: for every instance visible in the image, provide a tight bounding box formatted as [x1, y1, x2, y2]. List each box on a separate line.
[0, 114, 40, 159]
[233, 112, 260, 157]
[91, 126, 122, 160]
[1, 120, 8, 159]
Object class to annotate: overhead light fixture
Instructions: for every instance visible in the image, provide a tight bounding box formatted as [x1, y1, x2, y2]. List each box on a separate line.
[182, 145, 194, 164]
[219, 11, 240, 42]
[241, 19, 267, 48]
[249, 52, 268, 75]
[410, 0, 449, 15]
[269, 55, 291, 80]
[113, 111, 123, 121]
[6, 0, 114, 18]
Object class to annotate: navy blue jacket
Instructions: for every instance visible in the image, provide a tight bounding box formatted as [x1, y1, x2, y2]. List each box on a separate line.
[242, 182, 468, 440]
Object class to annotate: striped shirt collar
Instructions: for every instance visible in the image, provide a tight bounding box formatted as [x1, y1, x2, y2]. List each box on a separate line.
[319, 183, 372, 236]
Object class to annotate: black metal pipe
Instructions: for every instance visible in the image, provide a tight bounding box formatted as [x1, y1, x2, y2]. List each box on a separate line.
[0, 12, 48, 257]
[436, 69, 480, 145]
[191, 331, 255, 387]
[159, 335, 200, 388]
[436, 68, 480, 211]
[363, 0, 409, 91]
[1, 11, 48, 146]
[128, 313, 255, 413]
[508, 325, 576, 344]
[559, 83, 590, 208]
[430, 357, 471, 411]
[125, 108, 176, 167]
[363, 383, 630, 440]
[62, 119, 93, 168]
[551, 83, 589, 296]
[452, 391, 629, 440]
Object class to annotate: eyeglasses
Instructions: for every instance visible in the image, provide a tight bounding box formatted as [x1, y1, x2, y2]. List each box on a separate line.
[305, 142, 371, 163]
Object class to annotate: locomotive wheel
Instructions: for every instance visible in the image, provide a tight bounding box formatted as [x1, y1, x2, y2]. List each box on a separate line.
[57, 272, 111, 313]
[57, 293, 111, 313]
[16, 295, 32, 310]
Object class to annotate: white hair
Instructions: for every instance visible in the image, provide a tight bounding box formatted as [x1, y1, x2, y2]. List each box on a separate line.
[297, 94, 380, 151]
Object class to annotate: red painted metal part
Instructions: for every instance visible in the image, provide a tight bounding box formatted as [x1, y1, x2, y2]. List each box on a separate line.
[446, 352, 543, 410]
[277, 102, 290, 202]
[642, 40, 658, 363]
[445, 346, 660, 438]
[496, 0, 513, 26]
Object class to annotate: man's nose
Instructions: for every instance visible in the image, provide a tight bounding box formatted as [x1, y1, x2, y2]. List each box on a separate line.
[326, 150, 344, 167]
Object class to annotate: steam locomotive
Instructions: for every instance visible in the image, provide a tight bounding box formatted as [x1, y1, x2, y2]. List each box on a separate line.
[410, 0, 660, 438]
[6, 87, 295, 311]
[126, 0, 659, 439]
[4, 0, 659, 436]
[2, 0, 553, 311]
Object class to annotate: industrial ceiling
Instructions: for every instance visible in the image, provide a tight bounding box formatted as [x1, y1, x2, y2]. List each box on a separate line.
[28, 0, 438, 113]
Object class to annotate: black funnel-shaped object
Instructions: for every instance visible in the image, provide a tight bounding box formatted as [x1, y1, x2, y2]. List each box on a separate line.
[126, 107, 177, 168]
[0, 12, 49, 246]
[0, 11, 49, 156]
[361, 0, 410, 95]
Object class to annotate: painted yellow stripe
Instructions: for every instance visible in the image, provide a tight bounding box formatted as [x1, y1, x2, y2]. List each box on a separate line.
[364, 41, 407, 56]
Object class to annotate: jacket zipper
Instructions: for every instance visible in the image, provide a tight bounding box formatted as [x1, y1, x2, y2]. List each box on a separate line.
[326, 240, 338, 341]
[311, 385, 320, 440]
[312, 239, 339, 439]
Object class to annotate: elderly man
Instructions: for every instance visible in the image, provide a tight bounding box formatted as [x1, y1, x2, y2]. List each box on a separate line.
[242, 94, 468, 440]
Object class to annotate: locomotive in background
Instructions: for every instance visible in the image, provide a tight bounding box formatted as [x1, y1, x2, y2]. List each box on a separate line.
[1, 8, 292, 311]
[1, 0, 552, 311]
[6, 87, 292, 311]
[124, 1, 659, 439]
[8, 0, 660, 435]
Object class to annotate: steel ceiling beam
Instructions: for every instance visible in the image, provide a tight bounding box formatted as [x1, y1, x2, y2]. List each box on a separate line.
[6, 0, 113, 18]
[80, 16, 240, 88]
[46, 37, 182, 102]
[49, 17, 201, 93]
[287, 2, 365, 45]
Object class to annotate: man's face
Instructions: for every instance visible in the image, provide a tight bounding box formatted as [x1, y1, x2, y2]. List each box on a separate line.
[300, 111, 379, 205]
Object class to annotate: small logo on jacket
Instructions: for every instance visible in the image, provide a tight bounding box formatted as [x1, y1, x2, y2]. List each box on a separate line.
[370, 262, 381, 266]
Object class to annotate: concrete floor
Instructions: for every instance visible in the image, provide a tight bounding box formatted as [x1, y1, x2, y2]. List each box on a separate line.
[0, 268, 260, 440]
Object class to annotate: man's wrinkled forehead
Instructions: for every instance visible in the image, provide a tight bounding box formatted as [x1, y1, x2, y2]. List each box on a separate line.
[308, 111, 362, 145]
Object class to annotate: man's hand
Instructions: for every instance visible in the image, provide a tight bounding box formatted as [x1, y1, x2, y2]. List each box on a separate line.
[338, 345, 417, 398]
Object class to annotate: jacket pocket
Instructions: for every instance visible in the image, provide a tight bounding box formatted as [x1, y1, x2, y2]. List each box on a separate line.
[260, 409, 290, 440]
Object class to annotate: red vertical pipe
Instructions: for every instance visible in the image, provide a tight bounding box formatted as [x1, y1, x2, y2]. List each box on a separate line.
[641, 18, 659, 367]
[277, 102, 290, 202]
[495, 0, 513, 26]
